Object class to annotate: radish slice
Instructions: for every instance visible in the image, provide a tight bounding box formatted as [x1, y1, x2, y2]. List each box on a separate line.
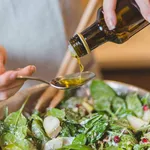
[43, 116, 61, 138]
[44, 138, 63, 150]
[127, 115, 148, 131]
[143, 110, 150, 123]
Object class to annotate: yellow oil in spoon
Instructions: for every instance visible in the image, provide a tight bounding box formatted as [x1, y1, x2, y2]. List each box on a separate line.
[59, 55, 85, 88]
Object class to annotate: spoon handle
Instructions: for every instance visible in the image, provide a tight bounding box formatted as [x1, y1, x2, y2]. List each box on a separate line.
[17, 76, 50, 85]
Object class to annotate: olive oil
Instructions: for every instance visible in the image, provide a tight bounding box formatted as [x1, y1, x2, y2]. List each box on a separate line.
[75, 56, 84, 73]
[69, 0, 150, 57]
[59, 76, 85, 88]
[59, 56, 84, 88]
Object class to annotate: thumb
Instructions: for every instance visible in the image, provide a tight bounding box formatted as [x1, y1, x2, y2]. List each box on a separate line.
[0, 46, 7, 74]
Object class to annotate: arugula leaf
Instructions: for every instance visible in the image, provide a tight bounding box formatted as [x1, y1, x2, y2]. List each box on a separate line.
[118, 134, 137, 149]
[81, 114, 108, 143]
[65, 109, 81, 124]
[58, 144, 92, 150]
[60, 121, 84, 137]
[72, 134, 86, 145]
[4, 107, 9, 119]
[126, 93, 143, 118]
[90, 80, 116, 112]
[110, 118, 131, 130]
[0, 121, 5, 135]
[105, 146, 123, 150]
[46, 108, 65, 120]
[133, 144, 150, 150]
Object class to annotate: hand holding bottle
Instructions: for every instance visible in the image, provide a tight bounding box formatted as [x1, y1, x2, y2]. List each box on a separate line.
[0, 46, 36, 100]
[103, 0, 150, 30]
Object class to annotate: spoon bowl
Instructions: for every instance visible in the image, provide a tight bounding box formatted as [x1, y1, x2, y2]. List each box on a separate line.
[17, 71, 96, 90]
[50, 71, 96, 90]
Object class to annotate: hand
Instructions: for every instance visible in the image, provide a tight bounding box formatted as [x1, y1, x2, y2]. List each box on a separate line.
[103, 0, 150, 30]
[0, 46, 36, 100]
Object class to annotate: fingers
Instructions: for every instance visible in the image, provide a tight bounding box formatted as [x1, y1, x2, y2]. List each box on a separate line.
[0, 71, 18, 88]
[135, 0, 150, 22]
[0, 46, 7, 74]
[103, 0, 117, 30]
[0, 65, 36, 100]
[17, 65, 36, 76]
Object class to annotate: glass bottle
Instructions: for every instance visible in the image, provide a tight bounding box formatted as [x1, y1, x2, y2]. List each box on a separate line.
[68, 0, 149, 57]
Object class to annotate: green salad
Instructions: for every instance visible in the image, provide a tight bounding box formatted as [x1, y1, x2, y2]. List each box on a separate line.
[0, 80, 150, 150]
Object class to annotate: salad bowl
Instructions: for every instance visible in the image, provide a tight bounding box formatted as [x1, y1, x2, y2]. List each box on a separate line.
[0, 80, 150, 150]
[0, 80, 149, 119]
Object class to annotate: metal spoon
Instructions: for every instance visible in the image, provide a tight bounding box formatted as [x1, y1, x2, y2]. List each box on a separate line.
[17, 71, 95, 90]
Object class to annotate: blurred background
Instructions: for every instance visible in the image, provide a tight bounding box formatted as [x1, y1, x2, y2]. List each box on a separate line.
[61, 0, 150, 90]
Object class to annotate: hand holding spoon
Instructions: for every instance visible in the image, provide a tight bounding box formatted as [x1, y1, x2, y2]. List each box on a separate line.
[17, 71, 95, 90]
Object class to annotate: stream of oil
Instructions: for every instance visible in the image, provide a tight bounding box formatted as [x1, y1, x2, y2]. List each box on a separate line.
[59, 56, 85, 88]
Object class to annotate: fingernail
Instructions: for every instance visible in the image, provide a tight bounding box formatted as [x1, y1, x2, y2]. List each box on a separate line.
[10, 72, 17, 80]
[30, 65, 36, 73]
[106, 18, 116, 30]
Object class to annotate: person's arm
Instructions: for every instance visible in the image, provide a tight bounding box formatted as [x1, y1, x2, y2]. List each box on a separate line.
[0, 46, 36, 100]
[103, 0, 150, 30]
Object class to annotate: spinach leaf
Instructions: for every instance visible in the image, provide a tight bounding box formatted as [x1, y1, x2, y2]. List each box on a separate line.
[4, 97, 28, 128]
[90, 80, 116, 100]
[126, 93, 143, 118]
[15, 139, 37, 150]
[58, 144, 92, 150]
[0, 132, 16, 147]
[117, 109, 135, 118]
[0, 97, 30, 149]
[46, 108, 65, 120]
[4, 112, 27, 130]
[141, 93, 150, 106]
[3, 144, 22, 150]
[72, 134, 86, 145]
[3, 139, 37, 150]
[90, 80, 116, 112]
[31, 114, 49, 143]
[31, 120, 49, 143]
[14, 126, 28, 140]
[112, 97, 126, 113]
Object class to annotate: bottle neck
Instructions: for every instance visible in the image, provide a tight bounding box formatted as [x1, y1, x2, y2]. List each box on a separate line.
[69, 21, 107, 57]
